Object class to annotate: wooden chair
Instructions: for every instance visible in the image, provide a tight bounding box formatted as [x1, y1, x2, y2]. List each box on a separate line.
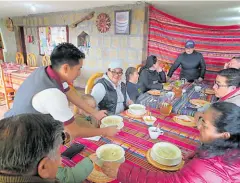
[85, 72, 103, 94]
[161, 62, 171, 73]
[0, 65, 15, 109]
[27, 53, 37, 67]
[42, 55, 51, 66]
[136, 64, 143, 73]
[16, 52, 24, 65]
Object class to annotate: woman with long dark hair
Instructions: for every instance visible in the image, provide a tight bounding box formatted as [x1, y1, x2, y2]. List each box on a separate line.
[138, 55, 166, 93]
[101, 102, 240, 182]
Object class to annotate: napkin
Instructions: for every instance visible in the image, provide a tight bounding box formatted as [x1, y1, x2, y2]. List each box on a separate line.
[176, 115, 191, 121]
[83, 136, 101, 141]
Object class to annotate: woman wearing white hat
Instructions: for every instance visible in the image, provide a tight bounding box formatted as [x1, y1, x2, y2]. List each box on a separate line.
[91, 61, 132, 115]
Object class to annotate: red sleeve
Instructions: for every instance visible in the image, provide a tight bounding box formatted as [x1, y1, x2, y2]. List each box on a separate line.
[63, 116, 75, 126]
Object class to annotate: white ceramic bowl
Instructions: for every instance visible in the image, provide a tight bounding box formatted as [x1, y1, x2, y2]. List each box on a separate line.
[148, 127, 164, 139]
[129, 104, 146, 116]
[100, 122, 124, 130]
[151, 142, 182, 166]
[143, 116, 157, 126]
[96, 144, 125, 162]
[101, 115, 123, 128]
[194, 86, 202, 92]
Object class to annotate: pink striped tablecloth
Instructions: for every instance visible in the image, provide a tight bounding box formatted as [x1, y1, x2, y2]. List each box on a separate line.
[61, 108, 200, 183]
[2, 63, 36, 90]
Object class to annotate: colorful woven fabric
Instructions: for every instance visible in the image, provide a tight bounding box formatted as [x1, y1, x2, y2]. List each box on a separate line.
[2, 63, 36, 90]
[148, 5, 240, 83]
[61, 108, 200, 183]
[138, 83, 217, 116]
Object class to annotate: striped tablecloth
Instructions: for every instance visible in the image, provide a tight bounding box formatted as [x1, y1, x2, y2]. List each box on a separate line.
[138, 83, 217, 116]
[2, 63, 36, 90]
[61, 108, 200, 183]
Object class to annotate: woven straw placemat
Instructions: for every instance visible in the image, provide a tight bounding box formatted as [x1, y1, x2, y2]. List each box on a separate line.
[146, 149, 184, 171]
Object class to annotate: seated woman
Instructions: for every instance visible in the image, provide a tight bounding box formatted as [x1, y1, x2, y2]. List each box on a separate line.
[138, 55, 166, 93]
[101, 102, 240, 182]
[213, 68, 240, 106]
[125, 67, 142, 103]
[197, 68, 240, 113]
[167, 40, 206, 82]
[91, 61, 131, 115]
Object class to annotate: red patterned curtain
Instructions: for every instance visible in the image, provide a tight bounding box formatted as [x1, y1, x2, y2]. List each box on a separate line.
[148, 5, 240, 83]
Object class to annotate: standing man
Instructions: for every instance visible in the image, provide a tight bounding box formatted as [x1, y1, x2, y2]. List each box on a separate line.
[5, 43, 118, 138]
[167, 40, 206, 82]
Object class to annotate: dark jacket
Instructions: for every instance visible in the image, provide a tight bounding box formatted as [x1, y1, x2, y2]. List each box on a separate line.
[117, 150, 240, 183]
[138, 56, 166, 93]
[167, 51, 206, 82]
[126, 82, 142, 102]
[97, 78, 127, 114]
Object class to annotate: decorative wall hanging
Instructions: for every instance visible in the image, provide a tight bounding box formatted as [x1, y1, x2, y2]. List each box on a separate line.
[38, 26, 68, 55]
[5, 17, 14, 32]
[70, 11, 95, 28]
[77, 31, 90, 56]
[96, 13, 111, 33]
[115, 10, 131, 35]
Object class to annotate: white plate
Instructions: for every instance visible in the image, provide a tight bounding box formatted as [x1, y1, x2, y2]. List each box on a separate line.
[128, 109, 146, 116]
[151, 142, 182, 166]
[95, 144, 125, 166]
[100, 122, 124, 130]
[101, 115, 123, 128]
[143, 116, 157, 125]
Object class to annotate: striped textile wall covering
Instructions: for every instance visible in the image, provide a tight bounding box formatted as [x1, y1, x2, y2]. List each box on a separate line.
[148, 5, 240, 83]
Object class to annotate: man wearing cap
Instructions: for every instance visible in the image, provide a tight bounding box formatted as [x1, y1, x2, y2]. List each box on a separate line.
[91, 61, 132, 115]
[167, 40, 206, 82]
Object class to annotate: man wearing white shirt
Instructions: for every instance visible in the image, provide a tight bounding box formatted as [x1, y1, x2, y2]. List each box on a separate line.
[5, 43, 119, 138]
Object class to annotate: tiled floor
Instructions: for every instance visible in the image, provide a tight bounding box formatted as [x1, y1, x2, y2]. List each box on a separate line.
[0, 87, 85, 119]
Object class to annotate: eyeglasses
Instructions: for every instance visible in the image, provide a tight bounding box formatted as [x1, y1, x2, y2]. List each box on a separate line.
[62, 132, 70, 145]
[109, 70, 123, 76]
[213, 81, 229, 89]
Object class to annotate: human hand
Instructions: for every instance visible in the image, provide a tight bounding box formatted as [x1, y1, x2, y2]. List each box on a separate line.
[127, 100, 134, 106]
[198, 77, 203, 82]
[101, 162, 121, 179]
[102, 126, 120, 137]
[92, 110, 107, 121]
[166, 76, 170, 82]
[89, 154, 97, 163]
[224, 62, 230, 69]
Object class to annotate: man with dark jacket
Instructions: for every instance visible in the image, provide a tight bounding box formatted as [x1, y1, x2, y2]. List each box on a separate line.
[167, 40, 206, 82]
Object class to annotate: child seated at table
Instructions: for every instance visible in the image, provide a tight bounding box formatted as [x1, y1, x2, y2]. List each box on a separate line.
[125, 67, 142, 103]
[75, 94, 99, 128]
